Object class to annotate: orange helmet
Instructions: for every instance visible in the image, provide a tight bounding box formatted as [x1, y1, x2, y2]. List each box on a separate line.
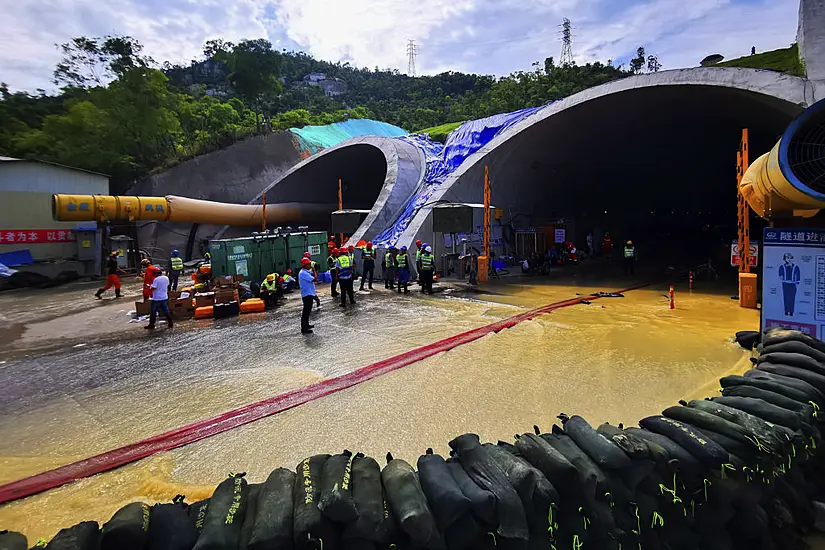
[301, 258, 311, 266]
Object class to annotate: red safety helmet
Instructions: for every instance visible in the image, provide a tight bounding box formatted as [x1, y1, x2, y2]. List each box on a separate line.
[366, 241, 373, 249]
[332, 248, 340, 255]
[303, 252, 311, 258]
[348, 245, 354, 251]
[416, 240, 422, 247]
[286, 269, 292, 274]
[300, 258, 311, 266]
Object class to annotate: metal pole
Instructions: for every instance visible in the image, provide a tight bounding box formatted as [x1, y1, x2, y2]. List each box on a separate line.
[261, 191, 267, 233]
[741, 129, 750, 273]
[338, 178, 344, 246]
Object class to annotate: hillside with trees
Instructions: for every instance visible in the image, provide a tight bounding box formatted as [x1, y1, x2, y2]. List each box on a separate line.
[1, 34, 633, 192]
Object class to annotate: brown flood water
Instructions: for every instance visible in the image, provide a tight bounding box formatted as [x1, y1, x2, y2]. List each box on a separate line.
[0, 281, 758, 542]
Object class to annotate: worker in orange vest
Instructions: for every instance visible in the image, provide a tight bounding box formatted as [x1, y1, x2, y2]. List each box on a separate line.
[141, 258, 156, 301]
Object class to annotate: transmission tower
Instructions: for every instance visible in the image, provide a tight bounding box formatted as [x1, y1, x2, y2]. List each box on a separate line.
[406, 39, 418, 76]
[560, 18, 574, 66]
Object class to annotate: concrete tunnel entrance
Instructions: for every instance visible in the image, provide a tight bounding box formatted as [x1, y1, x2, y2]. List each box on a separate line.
[451, 85, 803, 267]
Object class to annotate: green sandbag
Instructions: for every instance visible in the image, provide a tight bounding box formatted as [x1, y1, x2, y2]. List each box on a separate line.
[560, 414, 631, 469]
[239, 483, 262, 549]
[248, 468, 296, 550]
[188, 500, 209, 532]
[318, 450, 358, 523]
[343, 455, 391, 543]
[100, 502, 150, 550]
[45, 522, 99, 550]
[638, 415, 728, 468]
[445, 458, 496, 525]
[0, 531, 26, 550]
[193, 473, 249, 550]
[514, 432, 576, 490]
[417, 449, 472, 531]
[721, 384, 815, 416]
[148, 496, 199, 550]
[293, 455, 338, 550]
[381, 453, 444, 549]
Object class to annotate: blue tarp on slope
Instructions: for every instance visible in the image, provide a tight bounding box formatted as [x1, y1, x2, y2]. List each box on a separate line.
[290, 119, 407, 156]
[373, 106, 545, 246]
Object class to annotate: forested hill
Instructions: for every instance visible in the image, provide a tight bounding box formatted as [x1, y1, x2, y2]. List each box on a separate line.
[0, 35, 630, 192]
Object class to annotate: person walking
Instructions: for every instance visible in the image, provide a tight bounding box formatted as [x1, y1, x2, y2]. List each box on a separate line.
[327, 248, 340, 298]
[299, 257, 317, 334]
[623, 240, 637, 275]
[396, 246, 411, 294]
[336, 247, 356, 307]
[383, 246, 397, 289]
[419, 246, 435, 294]
[169, 249, 184, 291]
[145, 267, 174, 330]
[95, 252, 123, 299]
[359, 241, 377, 290]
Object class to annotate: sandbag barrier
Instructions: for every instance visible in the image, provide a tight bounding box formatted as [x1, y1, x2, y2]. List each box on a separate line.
[9, 327, 825, 550]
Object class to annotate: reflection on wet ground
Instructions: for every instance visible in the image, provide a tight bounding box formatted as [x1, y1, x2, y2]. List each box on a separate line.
[0, 275, 758, 541]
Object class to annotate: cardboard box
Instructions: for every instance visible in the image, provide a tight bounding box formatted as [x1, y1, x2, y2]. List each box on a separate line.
[195, 292, 215, 308]
[135, 301, 151, 317]
[215, 289, 237, 304]
[171, 301, 195, 320]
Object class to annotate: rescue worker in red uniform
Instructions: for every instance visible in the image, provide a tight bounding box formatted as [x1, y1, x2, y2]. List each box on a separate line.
[602, 232, 613, 257]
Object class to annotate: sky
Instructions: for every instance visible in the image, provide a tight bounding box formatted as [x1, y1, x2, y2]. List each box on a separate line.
[0, 0, 801, 92]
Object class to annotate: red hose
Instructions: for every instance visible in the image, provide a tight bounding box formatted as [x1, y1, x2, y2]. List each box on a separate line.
[0, 282, 651, 504]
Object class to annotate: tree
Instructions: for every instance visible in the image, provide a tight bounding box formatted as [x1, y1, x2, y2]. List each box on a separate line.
[53, 35, 152, 88]
[630, 47, 646, 74]
[647, 54, 662, 73]
[225, 39, 283, 132]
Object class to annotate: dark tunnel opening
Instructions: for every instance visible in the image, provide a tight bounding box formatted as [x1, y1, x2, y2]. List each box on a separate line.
[265, 143, 389, 216]
[472, 85, 804, 267]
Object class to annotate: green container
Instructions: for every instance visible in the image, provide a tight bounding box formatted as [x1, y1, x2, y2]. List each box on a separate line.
[209, 231, 329, 283]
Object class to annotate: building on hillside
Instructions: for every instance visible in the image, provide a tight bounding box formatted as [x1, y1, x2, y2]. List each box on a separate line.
[0, 157, 109, 277]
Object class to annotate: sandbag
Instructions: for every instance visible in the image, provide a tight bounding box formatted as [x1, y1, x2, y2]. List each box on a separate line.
[101, 502, 150, 550]
[0, 531, 26, 550]
[148, 497, 199, 550]
[724, 373, 821, 407]
[761, 340, 825, 363]
[721, 384, 815, 416]
[45, 522, 100, 550]
[484, 443, 559, 505]
[343, 455, 387, 542]
[560, 415, 631, 469]
[381, 454, 443, 549]
[596, 424, 650, 459]
[188, 500, 209, 532]
[417, 449, 471, 531]
[662, 405, 758, 450]
[445, 458, 497, 525]
[514, 432, 576, 489]
[638, 415, 728, 469]
[625, 427, 700, 476]
[247, 468, 295, 550]
[757, 362, 825, 396]
[318, 450, 358, 523]
[443, 511, 484, 550]
[540, 428, 607, 494]
[687, 399, 790, 455]
[448, 434, 529, 540]
[293, 455, 338, 550]
[711, 396, 806, 431]
[735, 330, 760, 350]
[240, 483, 262, 550]
[758, 352, 825, 377]
[193, 473, 249, 550]
[762, 328, 825, 354]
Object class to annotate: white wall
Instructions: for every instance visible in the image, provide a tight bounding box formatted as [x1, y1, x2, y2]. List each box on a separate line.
[0, 161, 108, 195]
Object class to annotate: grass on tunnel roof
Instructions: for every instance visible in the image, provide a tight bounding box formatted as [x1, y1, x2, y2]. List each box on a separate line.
[415, 121, 464, 143]
[717, 44, 805, 77]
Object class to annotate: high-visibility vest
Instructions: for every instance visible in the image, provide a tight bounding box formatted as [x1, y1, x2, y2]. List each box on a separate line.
[170, 256, 183, 271]
[624, 246, 636, 258]
[416, 250, 422, 262]
[262, 279, 278, 291]
[420, 253, 434, 271]
[328, 255, 337, 270]
[396, 254, 408, 268]
[363, 249, 376, 260]
[204, 252, 211, 260]
[337, 255, 353, 278]
[283, 275, 295, 284]
[385, 252, 394, 266]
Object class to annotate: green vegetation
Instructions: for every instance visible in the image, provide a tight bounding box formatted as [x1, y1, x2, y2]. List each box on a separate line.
[416, 121, 464, 142]
[1, 34, 632, 192]
[718, 44, 805, 77]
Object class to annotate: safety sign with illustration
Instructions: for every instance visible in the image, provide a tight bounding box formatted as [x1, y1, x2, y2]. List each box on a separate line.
[761, 228, 825, 338]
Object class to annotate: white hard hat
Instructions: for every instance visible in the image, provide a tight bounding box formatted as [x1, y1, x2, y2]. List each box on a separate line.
[425, 246, 432, 253]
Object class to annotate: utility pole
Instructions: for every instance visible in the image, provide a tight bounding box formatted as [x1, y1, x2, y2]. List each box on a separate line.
[407, 40, 418, 77]
[560, 18, 574, 67]
[338, 178, 344, 246]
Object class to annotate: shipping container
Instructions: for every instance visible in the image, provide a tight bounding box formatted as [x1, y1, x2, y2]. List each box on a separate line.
[209, 231, 329, 282]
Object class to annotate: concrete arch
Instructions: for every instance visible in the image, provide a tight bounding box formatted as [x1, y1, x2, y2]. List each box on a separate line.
[389, 67, 812, 248]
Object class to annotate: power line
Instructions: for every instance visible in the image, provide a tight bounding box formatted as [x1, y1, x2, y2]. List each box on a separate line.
[560, 18, 574, 66]
[406, 39, 418, 76]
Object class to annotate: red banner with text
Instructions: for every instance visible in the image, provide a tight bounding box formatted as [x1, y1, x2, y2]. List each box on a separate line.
[0, 230, 76, 245]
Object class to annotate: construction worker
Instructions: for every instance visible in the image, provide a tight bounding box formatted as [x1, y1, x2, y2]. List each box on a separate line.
[299, 257, 316, 334]
[328, 248, 340, 298]
[602, 232, 613, 257]
[347, 245, 357, 279]
[336, 246, 356, 307]
[383, 246, 397, 289]
[283, 269, 297, 292]
[145, 267, 174, 330]
[303, 252, 322, 308]
[396, 246, 411, 294]
[359, 241, 376, 290]
[419, 245, 435, 294]
[204, 251, 211, 262]
[260, 273, 280, 308]
[169, 250, 184, 291]
[623, 240, 637, 275]
[95, 252, 123, 299]
[414, 240, 423, 278]
[141, 258, 156, 301]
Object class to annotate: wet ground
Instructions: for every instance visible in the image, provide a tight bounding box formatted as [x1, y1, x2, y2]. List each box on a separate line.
[0, 265, 759, 541]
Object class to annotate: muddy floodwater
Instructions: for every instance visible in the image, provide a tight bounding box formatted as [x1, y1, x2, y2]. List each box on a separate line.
[0, 277, 758, 541]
